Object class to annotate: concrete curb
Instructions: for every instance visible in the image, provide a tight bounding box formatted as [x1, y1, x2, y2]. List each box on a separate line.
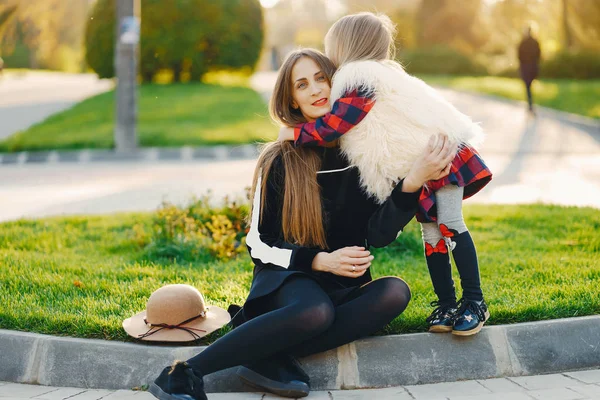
[0, 144, 260, 165]
[1, 315, 599, 392]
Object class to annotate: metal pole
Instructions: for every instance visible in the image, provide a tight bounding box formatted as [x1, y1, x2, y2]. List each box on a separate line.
[114, 0, 140, 152]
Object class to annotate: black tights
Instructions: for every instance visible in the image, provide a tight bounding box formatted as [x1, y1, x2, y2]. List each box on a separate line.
[186, 276, 411, 376]
[525, 80, 533, 110]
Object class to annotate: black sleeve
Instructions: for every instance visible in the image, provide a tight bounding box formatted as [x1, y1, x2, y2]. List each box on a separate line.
[366, 179, 421, 248]
[245, 157, 322, 272]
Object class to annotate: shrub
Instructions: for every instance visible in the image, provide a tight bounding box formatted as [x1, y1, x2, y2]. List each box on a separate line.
[84, 0, 115, 79]
[494, 67, 520, 79]
[135, 192, 249, 262]
[541, 51, 600, 80]
[214, 0, 264, 71]
[0, 41, 30, 68]
[398, 46, 487, 76]
[85, 0, 264, 82]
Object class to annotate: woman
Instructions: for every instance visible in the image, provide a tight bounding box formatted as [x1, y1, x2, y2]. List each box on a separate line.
[148, 49, 456, 400]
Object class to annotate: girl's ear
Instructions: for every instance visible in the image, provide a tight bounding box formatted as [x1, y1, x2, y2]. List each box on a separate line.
[291, 101, 298, 109]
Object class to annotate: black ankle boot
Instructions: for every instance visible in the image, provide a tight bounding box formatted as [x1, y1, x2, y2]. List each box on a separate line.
[426, 300, 457, 333]
[149, 361, 207, 400]
[237, 354, 310, 398]
[452, 298, 490, 336]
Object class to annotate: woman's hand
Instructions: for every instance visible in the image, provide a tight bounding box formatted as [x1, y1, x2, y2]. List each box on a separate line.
[278, 126, 295, 142]
[403, 134, 458, 192]
[312, 246, 374, 278]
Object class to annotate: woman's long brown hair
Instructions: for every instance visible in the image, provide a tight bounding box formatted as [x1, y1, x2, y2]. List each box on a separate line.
[249, 49, 336, 249]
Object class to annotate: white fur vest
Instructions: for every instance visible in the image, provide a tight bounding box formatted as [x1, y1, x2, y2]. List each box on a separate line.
[330, 60, 485, 203]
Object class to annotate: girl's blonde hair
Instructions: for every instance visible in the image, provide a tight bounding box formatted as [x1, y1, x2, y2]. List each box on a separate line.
[248, 49, 337, 249]
[325, 12, 397, 67]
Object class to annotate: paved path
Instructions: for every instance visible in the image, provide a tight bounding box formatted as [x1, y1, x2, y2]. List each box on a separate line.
[0, 72, 599, 222]
[0, 158, 255, 222]
[435, 87, 600, 208]
[0, 71, 113, 140]
[2, 370, 600, 399]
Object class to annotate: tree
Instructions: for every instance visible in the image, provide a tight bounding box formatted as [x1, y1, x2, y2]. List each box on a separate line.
[342, 0, 419, 15]
[214, 0, 264, 72]
[416, 0, 488, 54]
[0, 4, 17, 37]
[564, 0, 600, 51]
[85, 0, 264, 82]
[84, 0, 115, 78]
[0, 0, 89, 70]
[561, 0, 572, 49]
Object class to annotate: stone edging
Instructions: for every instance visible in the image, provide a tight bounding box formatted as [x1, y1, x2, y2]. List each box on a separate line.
[0, 144, 260, 165]
[1, 315, 599, 392]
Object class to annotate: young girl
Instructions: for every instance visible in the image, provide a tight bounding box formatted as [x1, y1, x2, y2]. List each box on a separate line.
[282, 12, 493, 336]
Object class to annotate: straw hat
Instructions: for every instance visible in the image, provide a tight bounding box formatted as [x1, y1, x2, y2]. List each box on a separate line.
[123, 284, 231, 342]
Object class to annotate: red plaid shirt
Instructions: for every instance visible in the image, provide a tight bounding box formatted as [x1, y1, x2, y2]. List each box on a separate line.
[417, 146, 492, 222]
[293, 90, 492, 223]
[293, 89, 375, 146]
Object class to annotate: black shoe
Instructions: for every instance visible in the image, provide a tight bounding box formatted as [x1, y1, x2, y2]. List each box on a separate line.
[227, 304, 247, 328]
[149, 361, 207, 400]
[426, 300, 457, 333]
[237, 354, 310, 398]
[452, 298, 490, 336]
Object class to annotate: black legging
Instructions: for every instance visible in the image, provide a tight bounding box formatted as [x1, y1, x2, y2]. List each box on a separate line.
[186, 275, 411, 376]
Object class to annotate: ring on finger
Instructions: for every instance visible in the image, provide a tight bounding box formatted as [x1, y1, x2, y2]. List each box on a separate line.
[352, 265, 356, 272]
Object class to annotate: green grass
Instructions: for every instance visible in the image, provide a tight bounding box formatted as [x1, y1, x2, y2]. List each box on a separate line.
[1, 204, 599, 344]
[420, 75, 600, 119]
[0, 83, 277, 152]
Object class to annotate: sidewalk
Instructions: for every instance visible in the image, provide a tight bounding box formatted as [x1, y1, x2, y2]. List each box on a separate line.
[0, 71, 112, 141]
[2, 369, 599, 400]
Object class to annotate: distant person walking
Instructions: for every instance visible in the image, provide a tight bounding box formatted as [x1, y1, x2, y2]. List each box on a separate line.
[518, 26, 541, 114]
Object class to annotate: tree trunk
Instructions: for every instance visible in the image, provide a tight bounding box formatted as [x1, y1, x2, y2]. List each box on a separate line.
[141, 69, 154, 82]
[562, 0, 573, 50]
[172, 63, 182, 82]
[29, 49, 38, 69]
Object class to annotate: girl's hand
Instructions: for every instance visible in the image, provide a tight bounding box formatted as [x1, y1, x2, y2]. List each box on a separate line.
[278, 126, 295, 141]
[403, 134, 458, 192]
[312, 246, 374, 278]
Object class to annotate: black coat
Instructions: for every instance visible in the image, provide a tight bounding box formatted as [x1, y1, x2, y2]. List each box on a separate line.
[243, 147, 419, 317]
[518, 36, 541, 83]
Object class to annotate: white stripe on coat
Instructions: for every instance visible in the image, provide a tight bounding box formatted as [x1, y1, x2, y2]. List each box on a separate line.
[316, 165, 354, 174]
[246, 172, 293, 268]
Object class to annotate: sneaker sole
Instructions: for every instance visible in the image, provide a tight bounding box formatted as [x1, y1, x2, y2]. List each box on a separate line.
[428, 324, 453, 333]
[148, 383, 196, 400]
[452, 310, 491, 337]
[236, 366, 310, 398]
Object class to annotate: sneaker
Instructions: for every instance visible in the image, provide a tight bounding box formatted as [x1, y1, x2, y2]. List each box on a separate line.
[149, 361, 207, 400]
[426, 301, 457, 333]
[237, 354, 310, 398]
[452, 298, 490, 336]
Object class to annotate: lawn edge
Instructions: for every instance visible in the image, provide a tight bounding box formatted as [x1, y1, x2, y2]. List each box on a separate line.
[0, 144, 260, 165]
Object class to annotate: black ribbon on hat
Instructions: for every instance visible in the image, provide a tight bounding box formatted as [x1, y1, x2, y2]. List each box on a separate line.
[138, 310, 208, 340]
